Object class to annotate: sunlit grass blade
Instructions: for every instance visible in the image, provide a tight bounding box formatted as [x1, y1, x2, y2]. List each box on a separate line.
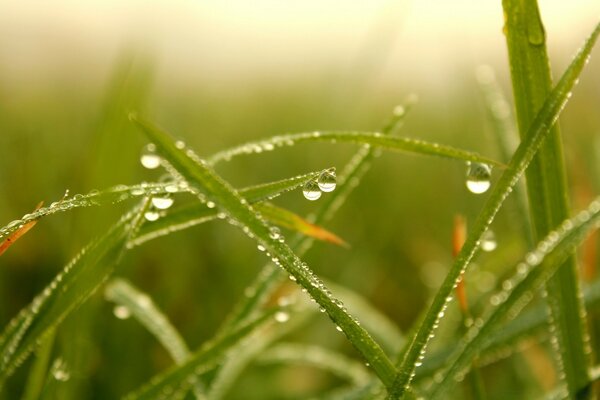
[207, 131, 504, 168]
[254, 203, 347, 247]
[257, 343, 371, 385]
[503, 3, 596, 397]
[389, 20, 600, 398]
[123, 310, 279, 400]
[428, 197, 600, 399]
[0, 203, 146, 385]
[0, 202, 43, 257]
[0, 183, 188, 242]
[104, 279, 206, 399]
[130, 169, 328, 246]
[130, 115, 399, 390]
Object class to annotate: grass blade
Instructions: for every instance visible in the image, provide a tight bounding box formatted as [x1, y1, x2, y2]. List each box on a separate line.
[123, 310, 279, 400]
[0, 203, 146, 385]
[502, 3, 595, 396]
[130, 115, 399, 390]
[428, 197, 600, 399]
[207, 131, 503, 168]
[389, 20, 600, 398]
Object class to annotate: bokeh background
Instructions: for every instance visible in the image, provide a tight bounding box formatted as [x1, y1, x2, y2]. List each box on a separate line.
[1, 1, 600, 398]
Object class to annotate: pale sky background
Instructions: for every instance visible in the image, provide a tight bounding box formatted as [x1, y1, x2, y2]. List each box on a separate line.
[1, 0, 599, 94]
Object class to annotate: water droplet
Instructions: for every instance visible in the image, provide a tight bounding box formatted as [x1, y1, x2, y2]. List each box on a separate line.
[274, 312, 290, 323]
[335, 325, 343, 332]
[151, 196, 174, 210]
[206, 201, 216, 209]
[140, 144, 161, 169]
[257, 244, 266, 252]
[466, 162, 492, 194]
[303, 180, 322, 201]
[113, 305, 131, 320]
[480, 230, 497, 252]
[144, 210, 160, 222]
[317, 169, 336, 192]
[51, 358, 70, 382]
[269, 227, 281, 240]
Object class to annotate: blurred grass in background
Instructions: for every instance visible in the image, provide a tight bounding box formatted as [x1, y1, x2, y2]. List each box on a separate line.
[1, 1, 600, 398]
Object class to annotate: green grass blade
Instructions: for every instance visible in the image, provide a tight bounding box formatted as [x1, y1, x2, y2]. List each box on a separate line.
[428, 197, 600, 399]
[122, 310, 279, 400]
[20, 330, 55, 400]
[0, 203, 146, 385]
[130, 169, 327, 246]
[389, 20, 600, 398]
[503, 3, 596, 397]
[0, 183, 188, 242]
[257, 343, 371, 385]
[130, 115, 399, 390]
[207, 131, 503, 168]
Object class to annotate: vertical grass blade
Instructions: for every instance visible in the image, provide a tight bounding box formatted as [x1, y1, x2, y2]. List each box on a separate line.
[502, 2, 596, 397]
[389, 19, 600, 398]
[130, 115, 399, 389]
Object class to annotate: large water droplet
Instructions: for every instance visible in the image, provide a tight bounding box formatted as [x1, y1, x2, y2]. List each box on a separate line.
[466, 162, 492, 194]
[480, 230, 497, 252]
[151, 196, 174, 210]
[140, 144, 161, 169]
[303, 180, 322, 201]
[113, 305, 131, 320]
[317, 169, 337, 192]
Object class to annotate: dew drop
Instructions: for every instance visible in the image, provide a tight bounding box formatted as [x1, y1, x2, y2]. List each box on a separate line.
[303, 180, 322, 201]
[151, 196, 174, 210]
[140, 144, 161, 169]
[466, 162, 492, 194]
[113, 305, 131, 320]
[274, 312, 290, 323]
[144, 210, 160, 222]
[317, 169, 337, 192]
[335, 326, 343, 332]
[480, 230, 497, 252]
[206, 201, 216, 209]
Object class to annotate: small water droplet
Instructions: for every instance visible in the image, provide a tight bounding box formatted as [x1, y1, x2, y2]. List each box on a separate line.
[303, 180, 322, 201]
[51, 358, 70, 382]
[274, 312, 290, 323]
[335, 325, 343, 332]
[144, 210, 160, 222]
[466, 162, 492, 194]
[257, 244, 266, 252]
[140, 144, 161, 169]
[151, 196, 174, 210]
[206, 201, 216, 209]
[317, 169, 336, 192]
[113, 305, 131, 320]
[480, 230, 497, 252]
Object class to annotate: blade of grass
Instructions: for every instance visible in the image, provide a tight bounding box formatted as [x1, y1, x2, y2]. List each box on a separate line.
[0, 201, 148, 385]
[122, 309, 280, 400]
[207, 131, 504, 168]
[20, 330, 55, 400]
[389, 20, 600, 398]
[502, 2, 594, 397]
[257, 343, 371, 385]
[0, 202, 43, 257]
[428, 197, 600, 399]
[130, 115, 399, 390]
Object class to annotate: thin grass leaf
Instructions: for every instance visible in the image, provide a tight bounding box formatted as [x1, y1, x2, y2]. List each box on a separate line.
[389, 20, 600, 398]
[0, 202, 43, 257]
[0, 183, 188, 242]
[130, 169, 328, 246]
[503, 3, 595, 397]
[207, 131, 504, 168]
[258, 343, 371, 385]
[545, 364, 600, 400]
[123, 309, 279, 400]
[130, 115, 399, 389]
[0, 202, 147, 385]
[254, 203, 347, 247]
[20, 330, 55, 400]
[104, 279, 206, 400]
[428, 197, 600, 399]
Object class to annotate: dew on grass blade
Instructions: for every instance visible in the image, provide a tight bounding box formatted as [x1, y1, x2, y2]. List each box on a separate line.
[465, 162, 492, 194]
[151, 196, 174, 210]
[140, 143, 161, 169]
[113, 305, 131, 320]
[303, 180, 322, 201]
[480, 230, 497, 252]
[317, 168, 337, 192]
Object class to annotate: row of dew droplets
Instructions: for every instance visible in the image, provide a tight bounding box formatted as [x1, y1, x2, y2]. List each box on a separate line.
[303, 168, 337, 201]
[140, 143, 179, 221]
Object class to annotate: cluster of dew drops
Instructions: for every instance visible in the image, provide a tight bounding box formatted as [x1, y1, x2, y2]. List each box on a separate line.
[466, 161, 497, 252]
[140, 143, 177, 221]
[302, 168, 337, 201]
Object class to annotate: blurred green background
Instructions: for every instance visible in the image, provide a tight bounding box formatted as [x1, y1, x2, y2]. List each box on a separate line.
[1, 1, 600, 398]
